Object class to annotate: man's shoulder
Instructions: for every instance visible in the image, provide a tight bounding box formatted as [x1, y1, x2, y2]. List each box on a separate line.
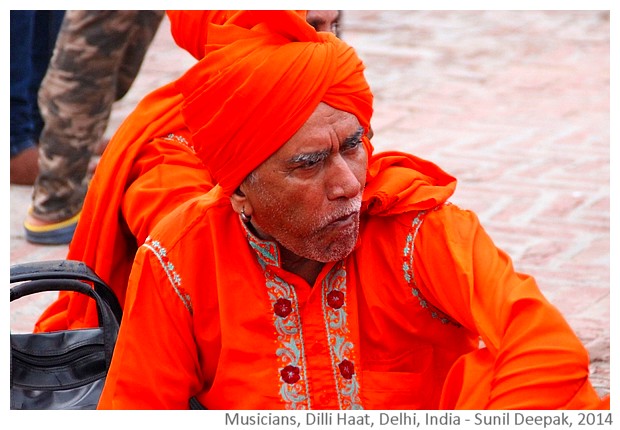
[361, 203, 453, 228]
[360, 202, 479, 242]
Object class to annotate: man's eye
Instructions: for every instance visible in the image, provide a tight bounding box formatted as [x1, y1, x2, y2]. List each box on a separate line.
[301, 159, 321, 169]
[342, 139, 362, 151]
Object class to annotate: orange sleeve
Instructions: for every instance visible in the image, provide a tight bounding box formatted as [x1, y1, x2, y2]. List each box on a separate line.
[98, 243, 201, 409]
[414, 204, 603, 409]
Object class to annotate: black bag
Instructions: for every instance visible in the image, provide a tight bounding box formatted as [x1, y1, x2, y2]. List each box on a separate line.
[10, 260, 123, 410]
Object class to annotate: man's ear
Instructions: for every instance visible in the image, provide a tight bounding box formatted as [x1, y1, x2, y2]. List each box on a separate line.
[230, 187, 249, 216]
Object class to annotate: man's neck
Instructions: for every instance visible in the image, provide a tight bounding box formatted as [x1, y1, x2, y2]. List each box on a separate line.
[243, 218, 325, 285]
[279, 247, 325, 286]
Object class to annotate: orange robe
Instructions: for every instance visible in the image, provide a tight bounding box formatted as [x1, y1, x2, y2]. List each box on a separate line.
[98, 153, 604, 410]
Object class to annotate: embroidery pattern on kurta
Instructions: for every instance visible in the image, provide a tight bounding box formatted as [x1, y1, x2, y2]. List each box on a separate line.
[244, 223, 362, 409]
[265, 269, 311, 409]
[402, 208, 461, 327]
[248, 237, 279, 267]
[245, 226, 311, 409]
[322, 262, 363, 410]
[143, 236, 193, 315]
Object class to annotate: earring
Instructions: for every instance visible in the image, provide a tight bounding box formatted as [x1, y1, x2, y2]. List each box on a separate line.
[240, 207, 251, 223]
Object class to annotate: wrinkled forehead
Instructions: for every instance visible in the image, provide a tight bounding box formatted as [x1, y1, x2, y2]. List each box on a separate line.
[268, 103, 362, 159]
[302, 102, 359, 130]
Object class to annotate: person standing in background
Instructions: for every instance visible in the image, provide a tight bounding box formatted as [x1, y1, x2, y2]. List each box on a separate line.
[24, 10, 165, 244]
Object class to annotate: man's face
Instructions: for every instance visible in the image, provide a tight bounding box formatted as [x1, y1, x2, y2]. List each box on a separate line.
[306, 10, 341, 37]
[239, 103, 367, 263]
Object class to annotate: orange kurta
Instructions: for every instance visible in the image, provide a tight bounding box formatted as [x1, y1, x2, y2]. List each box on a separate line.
[98, 154, 603, 410]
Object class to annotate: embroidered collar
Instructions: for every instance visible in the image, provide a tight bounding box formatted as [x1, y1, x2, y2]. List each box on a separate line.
[240, 217, 281, 268]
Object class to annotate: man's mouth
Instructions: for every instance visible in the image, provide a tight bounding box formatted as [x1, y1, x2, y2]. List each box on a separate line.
[328, 211, 358, 228]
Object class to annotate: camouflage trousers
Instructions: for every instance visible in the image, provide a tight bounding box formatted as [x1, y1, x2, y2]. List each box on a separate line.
[32, 10, 165, 222]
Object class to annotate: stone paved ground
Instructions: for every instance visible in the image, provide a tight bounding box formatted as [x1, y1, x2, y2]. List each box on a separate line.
[9, 11, 610, 398]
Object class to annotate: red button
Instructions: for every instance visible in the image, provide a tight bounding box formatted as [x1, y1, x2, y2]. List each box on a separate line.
[338, 359, 355, 379]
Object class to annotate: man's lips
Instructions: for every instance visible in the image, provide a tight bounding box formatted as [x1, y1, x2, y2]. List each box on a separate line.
[328, 211, 358, 228]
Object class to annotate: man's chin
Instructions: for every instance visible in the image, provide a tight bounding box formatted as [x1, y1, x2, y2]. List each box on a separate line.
[314, 225, 359, 263]
[278, 215, 360, 263]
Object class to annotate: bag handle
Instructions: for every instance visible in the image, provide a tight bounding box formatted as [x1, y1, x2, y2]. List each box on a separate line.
[11, 278, 119, 368]
[11, 261, 122, 368]
[10, 260, 122, 324]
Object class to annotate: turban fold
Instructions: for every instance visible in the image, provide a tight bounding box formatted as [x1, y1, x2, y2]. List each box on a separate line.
[167, 11, 236, 60]
[174, 10, 374, 195]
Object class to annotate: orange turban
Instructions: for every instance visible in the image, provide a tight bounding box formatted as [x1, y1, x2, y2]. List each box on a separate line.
[167, 11, 236, 60]
[167, 11, 309, 60]
[174, 10, 374, 195]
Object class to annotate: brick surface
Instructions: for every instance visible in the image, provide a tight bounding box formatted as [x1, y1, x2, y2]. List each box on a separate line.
[9, 11, 610, 398]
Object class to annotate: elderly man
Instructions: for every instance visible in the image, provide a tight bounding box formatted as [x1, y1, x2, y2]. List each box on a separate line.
[33, 10, 343, 332]
[90, 11, 606, 410]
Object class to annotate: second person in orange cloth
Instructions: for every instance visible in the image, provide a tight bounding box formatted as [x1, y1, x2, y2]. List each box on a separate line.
[39, 11, 607, 410]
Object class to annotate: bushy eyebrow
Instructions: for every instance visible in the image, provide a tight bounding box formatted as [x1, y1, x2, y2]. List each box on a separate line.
[343, 126, 364, 147]
[289, 149, 330, 166]
[287, 126, 365, 166]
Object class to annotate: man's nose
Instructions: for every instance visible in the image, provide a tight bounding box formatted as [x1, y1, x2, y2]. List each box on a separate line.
[325, 156, 362, 201]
